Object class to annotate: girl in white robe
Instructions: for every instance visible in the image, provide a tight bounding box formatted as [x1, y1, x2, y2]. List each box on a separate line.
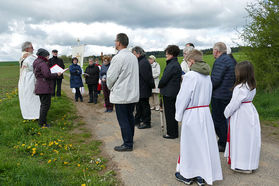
[224, 61, 261, 173]
[175, 49, 222, 185]
[18, 53, 40, 119]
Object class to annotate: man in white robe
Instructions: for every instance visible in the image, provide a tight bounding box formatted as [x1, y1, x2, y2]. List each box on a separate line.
[175, 49, 222, 185]
[18, 41, 40, 119]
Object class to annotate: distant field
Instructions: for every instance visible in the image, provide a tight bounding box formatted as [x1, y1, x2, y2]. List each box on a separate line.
[0, 63, 19, 98]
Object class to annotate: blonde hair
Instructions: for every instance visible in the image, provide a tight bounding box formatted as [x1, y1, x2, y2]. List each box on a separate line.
[213, 42, 227, 54]
[186, 49, 203, 62]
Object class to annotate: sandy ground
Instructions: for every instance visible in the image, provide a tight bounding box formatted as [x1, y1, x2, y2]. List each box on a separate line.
[62, 82, 279, 186]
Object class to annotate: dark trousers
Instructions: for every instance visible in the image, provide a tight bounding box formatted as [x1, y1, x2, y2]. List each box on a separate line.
[163, 96, 178, 138]
[52, 79, 62, 96]
[75, 88, 83, 101]
[211, 97, 230, 147]
[102, 83, 113, 110]
[115, 103, 136, 148]
[39, 94, 51, 126]
[87, 84, 98, 103]
[135, 98, 151, 126]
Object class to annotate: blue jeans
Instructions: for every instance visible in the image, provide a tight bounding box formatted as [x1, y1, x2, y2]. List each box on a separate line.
[211, 97, 230, 147]
[115, 103, 136, 148]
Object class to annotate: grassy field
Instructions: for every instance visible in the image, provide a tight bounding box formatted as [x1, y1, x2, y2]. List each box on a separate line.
[0, 63, 117, 185]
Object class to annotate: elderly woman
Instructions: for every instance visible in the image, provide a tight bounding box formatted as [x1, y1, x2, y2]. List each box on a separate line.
[180, 45, 194, 75]
[148, 55, 161, 111]
[84, 58, 100, 103]
[70, 57, 84, 102]
[100, 56, 113, 112]
[33, 48, 62, 127]
[158, 45, 182, 139]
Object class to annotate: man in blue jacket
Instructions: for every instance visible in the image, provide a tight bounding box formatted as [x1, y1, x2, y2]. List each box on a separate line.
[211, 42, 237, 152]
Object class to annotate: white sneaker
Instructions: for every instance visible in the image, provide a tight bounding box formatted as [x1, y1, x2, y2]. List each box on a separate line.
[150, 107, 155, 110]
[155, 106, 160, 111]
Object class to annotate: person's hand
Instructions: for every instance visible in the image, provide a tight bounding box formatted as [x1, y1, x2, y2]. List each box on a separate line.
[57, 72, 62, 76]
[23, 53, 29, 59]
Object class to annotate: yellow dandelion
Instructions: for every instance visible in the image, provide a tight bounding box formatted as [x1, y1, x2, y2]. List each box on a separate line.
[58, 139, 62, 142]
[32, 148, 36, 151]
[17, 163, 20, 166]
[27, 146, 31, 149]
[77, 164, 81, 167]
[81, 184, 86, 186]
[63, 162, 69, 165]
[96, 161, 99, 164]
[35, 144, 38, 146]
[42, 143, 46, 146]
[69, 144, 72, 147]
[48, 160, 52, 163]
[22, 144, 25, 147]
[53, 158, 57, 162]
[40, 153, 44, 155]
[37, 132, 41, 135]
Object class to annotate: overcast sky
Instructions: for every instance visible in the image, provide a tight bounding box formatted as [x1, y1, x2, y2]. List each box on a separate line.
[0, 0, 256, 61]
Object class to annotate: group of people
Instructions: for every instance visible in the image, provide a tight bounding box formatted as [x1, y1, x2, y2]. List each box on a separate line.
[18, 43, 64, 127]
[106, 33, 261, 186]
[18, 32, 261, 186]
[69, 56, 113, 112]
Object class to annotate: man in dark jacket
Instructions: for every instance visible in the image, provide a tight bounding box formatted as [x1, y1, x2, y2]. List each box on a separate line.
[211, 42, 237, 152]
[132, 46, 155, 129]
[84, 58, 100, 103]
[158, 45, 182, 139]
[49, 49, 65, 97]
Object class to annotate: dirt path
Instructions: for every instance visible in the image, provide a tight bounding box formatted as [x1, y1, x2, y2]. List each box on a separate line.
[62, 82, 279, 186]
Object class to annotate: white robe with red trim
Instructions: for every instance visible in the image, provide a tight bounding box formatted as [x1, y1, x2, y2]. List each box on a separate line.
[224, 83, 261, 171]
[175, 71, 222, 185]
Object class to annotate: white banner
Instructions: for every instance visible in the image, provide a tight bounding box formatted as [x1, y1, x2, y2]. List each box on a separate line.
[72, 45, 85, 67]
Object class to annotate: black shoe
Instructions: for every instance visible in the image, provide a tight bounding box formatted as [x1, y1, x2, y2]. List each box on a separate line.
[175, 172, 193, 185]
[163, 134, 177, 139]
[196, 176, 205, 186]
[134, 122, 140, 127]
[137, 124, 151, 129]
[218, 145, 225, 152]
[107, 109, 113, 113]
[75, 99, 78, 102]
[88, 100, 93, 103]
[114, 145, 133, 152]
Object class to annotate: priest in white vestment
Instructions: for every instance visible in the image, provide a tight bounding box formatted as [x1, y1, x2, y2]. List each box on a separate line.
[18, 41, 40, 119]
[175, 49, 222, 185]
[224, 61, 261, 173]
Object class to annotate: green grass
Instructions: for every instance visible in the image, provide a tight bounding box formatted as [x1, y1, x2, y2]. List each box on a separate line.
[0, 64, 117, 185]
[0, 64, 19, 99]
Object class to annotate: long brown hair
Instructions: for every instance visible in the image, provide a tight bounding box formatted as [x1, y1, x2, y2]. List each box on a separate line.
[234, 61, 256, 90]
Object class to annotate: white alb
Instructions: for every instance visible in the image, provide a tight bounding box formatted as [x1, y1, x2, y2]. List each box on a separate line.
[175, 71, 223, 185]
[18, 53, 40, 119]
[224, 83, 261, 171]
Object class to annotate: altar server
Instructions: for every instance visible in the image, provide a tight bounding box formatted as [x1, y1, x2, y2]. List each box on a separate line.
[175, 49, 222, 186]
[224, 61, 261, 174]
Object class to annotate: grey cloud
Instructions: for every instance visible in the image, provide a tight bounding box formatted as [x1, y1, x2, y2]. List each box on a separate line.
[0, 0, 251, 30]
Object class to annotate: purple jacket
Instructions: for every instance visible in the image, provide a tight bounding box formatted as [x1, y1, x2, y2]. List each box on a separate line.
[33, 56, 58, 95]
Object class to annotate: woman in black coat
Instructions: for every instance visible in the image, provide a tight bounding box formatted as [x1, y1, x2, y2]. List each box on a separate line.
[158, 45, 182, 139]
[84, 58, 100, 103]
